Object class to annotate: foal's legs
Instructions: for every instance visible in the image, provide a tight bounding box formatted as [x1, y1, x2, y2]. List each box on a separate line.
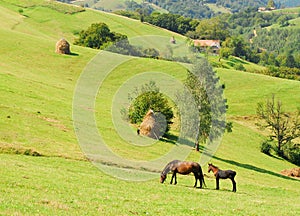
[231, 178, 236, 192]
[216, 177, 220, 190]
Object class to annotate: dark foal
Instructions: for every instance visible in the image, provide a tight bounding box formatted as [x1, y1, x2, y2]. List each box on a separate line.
[208, 163, 237, 192]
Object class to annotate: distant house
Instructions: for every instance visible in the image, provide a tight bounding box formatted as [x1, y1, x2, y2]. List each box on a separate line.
[258, 6, 276, 12]
[193, 40, 221, 54]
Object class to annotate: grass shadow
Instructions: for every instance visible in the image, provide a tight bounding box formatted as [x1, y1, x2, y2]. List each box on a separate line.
[213, 155, 300, 182]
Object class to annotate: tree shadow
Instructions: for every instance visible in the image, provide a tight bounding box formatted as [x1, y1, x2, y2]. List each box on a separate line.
[160, 133, 204, 151]
[212, 155, 300, 182]
[69, 52, 79, 56]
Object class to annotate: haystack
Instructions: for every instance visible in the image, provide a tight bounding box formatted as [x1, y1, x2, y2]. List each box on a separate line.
[55, 38, 70, 54]
[170, 36, 176, 44]
[281, 167, 300, 177]
[139, 109, 163, 139]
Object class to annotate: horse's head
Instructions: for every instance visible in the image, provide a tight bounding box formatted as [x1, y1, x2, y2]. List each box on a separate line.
[160, 173, 166, 183]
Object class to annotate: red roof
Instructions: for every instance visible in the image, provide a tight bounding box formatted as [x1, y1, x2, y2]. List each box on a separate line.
[194, 40, 220, 48]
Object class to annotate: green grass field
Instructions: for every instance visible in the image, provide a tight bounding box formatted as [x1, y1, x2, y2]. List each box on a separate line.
[0, 1, 300, 215]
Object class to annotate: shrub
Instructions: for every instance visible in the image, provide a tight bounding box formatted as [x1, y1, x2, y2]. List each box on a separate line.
[260, 140, 272, 155]
[283, 142, 300, 166]
[74, 23, 127, 49]
[234, 63, 246, 71]
[128, 81, 174, 134]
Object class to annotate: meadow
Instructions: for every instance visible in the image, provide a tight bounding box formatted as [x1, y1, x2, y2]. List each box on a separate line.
[0, 1, 300, 215]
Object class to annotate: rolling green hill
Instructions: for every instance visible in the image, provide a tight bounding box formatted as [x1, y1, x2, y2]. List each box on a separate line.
[0, 0, 300, 215]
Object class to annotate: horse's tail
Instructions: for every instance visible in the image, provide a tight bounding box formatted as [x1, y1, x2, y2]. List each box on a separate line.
[201, 172, 206, 187]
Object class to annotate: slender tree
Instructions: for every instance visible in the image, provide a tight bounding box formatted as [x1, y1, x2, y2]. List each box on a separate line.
[177, 58, 231, 151]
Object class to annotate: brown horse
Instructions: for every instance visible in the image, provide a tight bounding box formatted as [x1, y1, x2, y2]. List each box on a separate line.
[160, 160, 206, 188]
[208, 163, 237, 192]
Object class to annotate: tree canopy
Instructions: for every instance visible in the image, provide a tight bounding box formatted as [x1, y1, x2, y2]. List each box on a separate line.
[74, 22, 127, 49]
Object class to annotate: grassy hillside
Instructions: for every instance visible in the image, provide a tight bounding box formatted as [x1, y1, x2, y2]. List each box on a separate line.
[0, 0, 300, 215]
[0, 0, 185, 158]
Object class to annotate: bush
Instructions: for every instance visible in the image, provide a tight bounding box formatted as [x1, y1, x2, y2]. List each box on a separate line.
[128, 81, 174, 134]
[260, 140, 272, 155]
[74, 23, 127, 49]
[234, 63, 246, 71]
[283, 142, 300, 166]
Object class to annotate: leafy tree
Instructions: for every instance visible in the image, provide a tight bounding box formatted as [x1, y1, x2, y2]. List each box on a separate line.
[267, 0, 275, 8]
[284, 54, 297, 68]
[193, 17, 230, 41]
[256, 95, 300, 157]
[219, 47, 233, 59]
[221, 36, 248, 58]
[74, 23, 127, 49]
[144, 12, 197, 35]
[128, 81, 174, 134]
[178, 58, 232, 151]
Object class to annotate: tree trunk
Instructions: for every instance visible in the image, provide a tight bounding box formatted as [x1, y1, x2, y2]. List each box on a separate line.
[195, 142, 200, 152]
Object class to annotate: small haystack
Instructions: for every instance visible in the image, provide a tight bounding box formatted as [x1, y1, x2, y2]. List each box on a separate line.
[281, 167, 300, 178]
[170, 36, 176, 44]
[55, 38, 70, 54]
[139, 109, 162, 139]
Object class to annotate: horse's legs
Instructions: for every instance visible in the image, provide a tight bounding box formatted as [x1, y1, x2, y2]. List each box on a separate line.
[174, 172, 177, 185]
[216, 177, 220, 190]
[170, 172, 174, 184]
[231, 178, 236, 192]
[193, 175, 198, 187]
[194, 173, 203, 188]
[170, 172, 177, 185]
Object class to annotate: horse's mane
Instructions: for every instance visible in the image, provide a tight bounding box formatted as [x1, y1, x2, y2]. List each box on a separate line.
[161, 160, 181, 176]
[209, 163, 219, 169]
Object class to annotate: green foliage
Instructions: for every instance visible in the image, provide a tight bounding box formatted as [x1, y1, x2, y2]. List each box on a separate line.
[74, 22, 127, 49]
[114, 10, 140, 20]
[260, 140, 272, 155]
[257, 95, 300, 158]
[180, 58, 231, 144]
[260, 66, 300, 80]
[283, 142, 300, 165]
[145, 0, 214, 19]
[252, 28, 300, 66]
[193, 16, 230, 40]
[234, 63, 246, 71]
[144, 12, 198, 35]
[221, 36, 259, 63]
[267, 0, 275, 9]
[128, 81, 174, 133]
[219, 47, 233, 59]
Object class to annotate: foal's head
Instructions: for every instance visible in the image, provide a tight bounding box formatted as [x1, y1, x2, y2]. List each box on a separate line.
[160, 173, 167, 183]
[208, 163, 217, 173]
